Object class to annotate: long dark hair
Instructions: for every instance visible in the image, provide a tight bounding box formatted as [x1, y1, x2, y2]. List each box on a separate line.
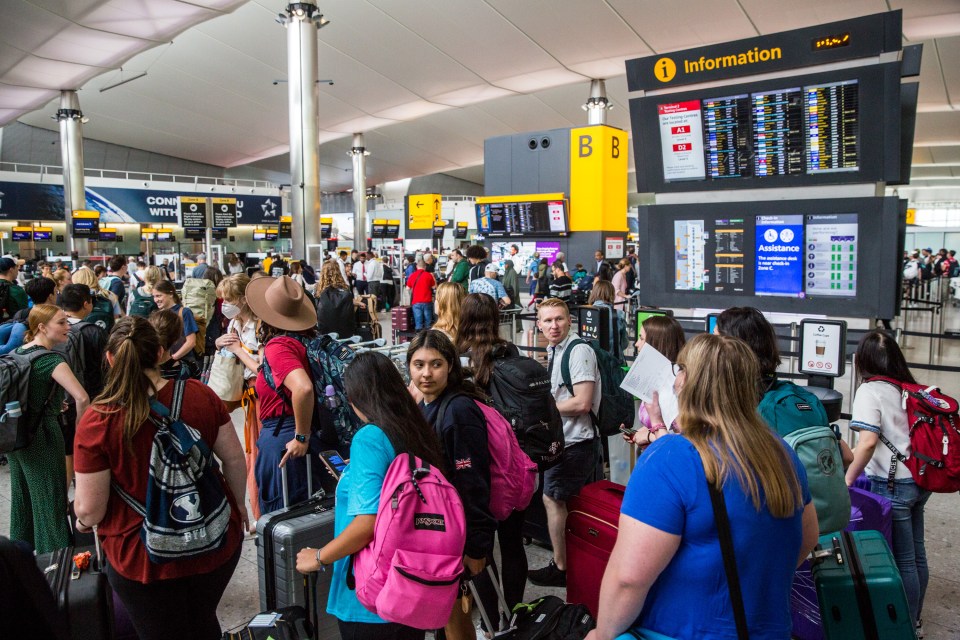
[153, 279, 181, 306]
[642, 315, 686, 362]
[716, 306, 781, 377]
[456, 294, 507, 389]
[344, 352, 445, 470]
[258, 321, 318, 345]
[855, 330, 916, 385]
[407, 329, 486, 401]
[92, 316, 162, 448]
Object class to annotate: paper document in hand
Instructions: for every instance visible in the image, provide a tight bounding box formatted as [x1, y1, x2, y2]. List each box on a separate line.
[620, 345, 680, 428]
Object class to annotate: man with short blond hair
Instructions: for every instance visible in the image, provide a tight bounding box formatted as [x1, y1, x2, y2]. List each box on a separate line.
[528, 298, 601, 587]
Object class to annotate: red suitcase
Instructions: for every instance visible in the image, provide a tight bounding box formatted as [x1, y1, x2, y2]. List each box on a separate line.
[391, 306, 413, 332]
[565, 480, 625, 618]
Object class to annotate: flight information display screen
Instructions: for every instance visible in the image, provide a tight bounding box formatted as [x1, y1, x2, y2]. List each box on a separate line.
[476, 199, 568, 237]
[630, 64, 900, 193]
[12, 229, 31, 241]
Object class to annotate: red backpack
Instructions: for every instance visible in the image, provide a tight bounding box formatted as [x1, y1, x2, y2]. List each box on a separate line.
[869, 377, 960, 492]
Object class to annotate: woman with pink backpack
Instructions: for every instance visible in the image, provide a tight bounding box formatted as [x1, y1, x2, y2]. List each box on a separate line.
[295, 351, 449, 640]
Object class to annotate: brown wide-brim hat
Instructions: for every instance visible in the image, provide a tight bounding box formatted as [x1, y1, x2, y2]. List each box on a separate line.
[245, 275, 317, 332]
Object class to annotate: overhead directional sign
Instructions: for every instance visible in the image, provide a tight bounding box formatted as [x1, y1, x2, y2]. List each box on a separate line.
[407, 193, 441, 230]
[212, 197, 237, 228]
[279, 215, 292, 239]
[179, 196, 208, 228]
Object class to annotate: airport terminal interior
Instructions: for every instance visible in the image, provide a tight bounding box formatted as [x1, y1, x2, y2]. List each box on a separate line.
[1, 1, 960, 639]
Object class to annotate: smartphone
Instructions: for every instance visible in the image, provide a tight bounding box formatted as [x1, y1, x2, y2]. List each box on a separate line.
[319, 450, 347, 479]
[619, 425, 638, 437]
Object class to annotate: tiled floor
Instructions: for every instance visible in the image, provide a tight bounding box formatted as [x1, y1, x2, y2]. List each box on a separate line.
[3, 295, 959, 639]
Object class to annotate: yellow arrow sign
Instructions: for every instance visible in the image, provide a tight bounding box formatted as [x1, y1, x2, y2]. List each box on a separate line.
[407, 193, 441, 230]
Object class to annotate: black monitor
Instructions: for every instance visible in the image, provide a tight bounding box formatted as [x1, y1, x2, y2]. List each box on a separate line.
[33, 230, 52, 242]
[372, 223, 386, 238]
[455, 225, 468, 239]
[72, 218, 99, 237]
[98, 230, 117, 242]
[630, 63, 902, 193]
[12, 229, 31, 241]
[637, 197, 902, 318]
[385, 222, 400, 237]
[476, 198, 569, 237]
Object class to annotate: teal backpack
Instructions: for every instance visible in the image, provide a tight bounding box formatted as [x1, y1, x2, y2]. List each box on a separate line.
[86, 294, 115, 333]
[759, 380, 850, 534]
[129, 287, 158, 318]
[559, 337, 634, 438]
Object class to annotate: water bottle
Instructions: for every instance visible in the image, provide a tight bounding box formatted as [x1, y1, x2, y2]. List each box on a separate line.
[0, 401, 22, 423]
[324, 385, 339, 411]
[219, 347, 236, 360]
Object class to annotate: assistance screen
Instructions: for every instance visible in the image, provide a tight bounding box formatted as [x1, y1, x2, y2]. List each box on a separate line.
[755, 215, 804, 297]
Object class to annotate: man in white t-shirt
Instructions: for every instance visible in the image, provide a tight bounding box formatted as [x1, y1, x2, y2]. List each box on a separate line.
[528, 298, 602, 588]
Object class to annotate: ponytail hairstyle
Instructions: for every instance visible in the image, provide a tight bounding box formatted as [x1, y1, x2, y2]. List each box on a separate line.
[25, 303, 62, 342]
[344, 352, 446, 471]
[153, 279, 181, 306]
[92, 316, 163, 447]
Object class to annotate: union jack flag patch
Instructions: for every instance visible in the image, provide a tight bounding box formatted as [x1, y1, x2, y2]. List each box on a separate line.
[455, 458, 472, 470]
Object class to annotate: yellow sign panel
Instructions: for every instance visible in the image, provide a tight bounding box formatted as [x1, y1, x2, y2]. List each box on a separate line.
[33, 227, 53, 232]
[407, 194, 441, 230]
[212, 197, 237, 205]
[280, 215, 292, 223]
[373, 219, 387, 225]
[906, 208, 916, 225]
[99, 227, 117, 233]
[320, 217, 333, 224]
[476, 193, 566, 205]
[569, 125, 629, 232]
[72, 210, 100, 219]
[12, 226, 32, 232]
[179, 196, 206, 204]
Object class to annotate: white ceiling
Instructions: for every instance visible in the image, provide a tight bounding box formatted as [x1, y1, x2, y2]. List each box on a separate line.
[2, 0, 960, 195]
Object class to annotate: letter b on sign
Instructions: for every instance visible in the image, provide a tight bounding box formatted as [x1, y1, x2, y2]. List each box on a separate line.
[611, 136, 620, 159]
[579, 135, 593, 158]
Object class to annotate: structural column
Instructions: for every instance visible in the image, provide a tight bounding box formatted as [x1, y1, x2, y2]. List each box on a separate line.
[56, 90, 87, 264]
[281, 1, 326, 260]
[583, 79, 611, 126]
[348, 133, 369, 252]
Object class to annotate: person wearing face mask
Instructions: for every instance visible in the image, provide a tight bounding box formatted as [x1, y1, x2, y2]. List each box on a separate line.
[214, 274, 263, 524]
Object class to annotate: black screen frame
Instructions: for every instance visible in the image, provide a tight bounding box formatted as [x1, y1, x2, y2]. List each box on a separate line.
[630, 63, 902, 193]
[638, 197, 902, 318]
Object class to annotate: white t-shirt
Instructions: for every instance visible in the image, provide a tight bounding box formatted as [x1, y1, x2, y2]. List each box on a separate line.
[548, 332, 602, 445]
[850, 380, 914, 480]
[226, 316, 260, 380]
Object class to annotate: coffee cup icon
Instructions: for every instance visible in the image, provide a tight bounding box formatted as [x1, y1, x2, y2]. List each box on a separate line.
[815, 339, 826, 356]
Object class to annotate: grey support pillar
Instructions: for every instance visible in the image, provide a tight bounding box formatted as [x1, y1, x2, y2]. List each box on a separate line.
[280, 1, 328, 259]
[583, 79, 611, 126]
[56, 90, 87, 265]
[348, 133, 369, 252]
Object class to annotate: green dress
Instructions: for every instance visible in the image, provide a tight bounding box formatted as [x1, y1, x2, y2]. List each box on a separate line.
[8, 345, 69, 554]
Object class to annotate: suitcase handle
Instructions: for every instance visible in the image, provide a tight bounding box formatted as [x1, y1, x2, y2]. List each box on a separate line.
[280, 455, 314, 509]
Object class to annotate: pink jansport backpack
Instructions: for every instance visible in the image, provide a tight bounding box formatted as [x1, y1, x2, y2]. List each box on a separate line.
[350, 453, 467, 630]
[437, 395, 539, 521]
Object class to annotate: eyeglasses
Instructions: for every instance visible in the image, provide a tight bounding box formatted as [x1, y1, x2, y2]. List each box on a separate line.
[672, 363, 686, 376]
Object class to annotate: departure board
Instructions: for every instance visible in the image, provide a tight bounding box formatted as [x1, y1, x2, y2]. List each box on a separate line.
[714, 218, 745, 292]
[476, 200, 568, 237]
[752, 88, 804, 176]
[805, 80, 859, 173]
[702, 94, 752, 179]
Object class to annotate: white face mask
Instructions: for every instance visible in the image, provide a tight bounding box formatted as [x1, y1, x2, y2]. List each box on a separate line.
[222, 302, 242, 319]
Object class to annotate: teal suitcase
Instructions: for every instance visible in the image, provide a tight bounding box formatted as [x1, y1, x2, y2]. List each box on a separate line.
[811, 530, 916, 640]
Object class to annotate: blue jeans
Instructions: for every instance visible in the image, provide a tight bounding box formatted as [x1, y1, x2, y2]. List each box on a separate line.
[869, 476, 931, 622]
[412, 303, 433, 330]
[0, 322, 26, 356]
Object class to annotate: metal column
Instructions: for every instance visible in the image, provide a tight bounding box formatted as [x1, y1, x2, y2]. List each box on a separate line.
[583, 79, 611, 126]
[349, 132, 369, 252]
[56, 90, 87, 266]
[280, 2, 327, 259]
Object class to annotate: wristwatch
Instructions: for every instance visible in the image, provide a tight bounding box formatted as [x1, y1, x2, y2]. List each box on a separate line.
[294, 433, 307, 443]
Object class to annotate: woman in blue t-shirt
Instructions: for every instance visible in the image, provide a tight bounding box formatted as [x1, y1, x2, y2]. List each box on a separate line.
[588, 334, 819, 640]
[152, 280, 200, 378]
[295, 352, 445, 640]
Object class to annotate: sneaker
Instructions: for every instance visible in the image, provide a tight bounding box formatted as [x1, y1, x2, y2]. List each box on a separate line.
[528, 559, 566, 587]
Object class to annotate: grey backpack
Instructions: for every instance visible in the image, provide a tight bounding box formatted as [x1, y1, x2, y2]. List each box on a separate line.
[0, 349, 59, 453]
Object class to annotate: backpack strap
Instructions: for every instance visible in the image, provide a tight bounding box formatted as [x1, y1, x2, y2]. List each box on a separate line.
[863, 377, 909, 491]
[706, 476, 750, 640]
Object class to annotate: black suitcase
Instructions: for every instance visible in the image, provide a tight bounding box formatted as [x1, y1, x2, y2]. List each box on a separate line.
[36, 540, 115, 640]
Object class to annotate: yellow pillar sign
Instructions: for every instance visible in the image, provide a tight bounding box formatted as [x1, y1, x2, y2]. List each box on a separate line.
[906, 208, 915, 225]
[569, 125, 629, 232]
[407, 194, 442, 230]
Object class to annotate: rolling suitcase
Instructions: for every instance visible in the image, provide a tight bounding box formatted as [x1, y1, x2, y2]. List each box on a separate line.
[811, 530, 915, 640]
[391, 306, 413, 332]
[256, 459, 340, 640]
[565, 480, 625, 618]
[791, 487, 896, 640]
[36, 536, 115, 640]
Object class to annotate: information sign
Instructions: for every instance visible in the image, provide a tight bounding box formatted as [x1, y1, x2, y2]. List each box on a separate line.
[799, 319, 847, 377]
[212, 197, 237, 228]
[657, 101, 705, 181]
[179, 196, 208, 228]
[408, 194, 441, 230]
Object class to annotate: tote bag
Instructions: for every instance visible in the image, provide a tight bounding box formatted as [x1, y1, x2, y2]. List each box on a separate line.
[207, 352, 244, 402]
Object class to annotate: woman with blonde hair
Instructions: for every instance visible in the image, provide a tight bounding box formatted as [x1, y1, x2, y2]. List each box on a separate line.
[73, 266, 122, 327]
[8, 304, 89, 554]
[315, 260, 359, 337]
[128, 265, 163, 317]
[588, 334, 818, 640]
[215, 273, 265, 523]
[432, 281, 465, 342]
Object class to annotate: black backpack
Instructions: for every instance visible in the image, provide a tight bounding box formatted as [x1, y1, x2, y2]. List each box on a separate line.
[487, 349, 564, 470]
[950, 259, 960, 278]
